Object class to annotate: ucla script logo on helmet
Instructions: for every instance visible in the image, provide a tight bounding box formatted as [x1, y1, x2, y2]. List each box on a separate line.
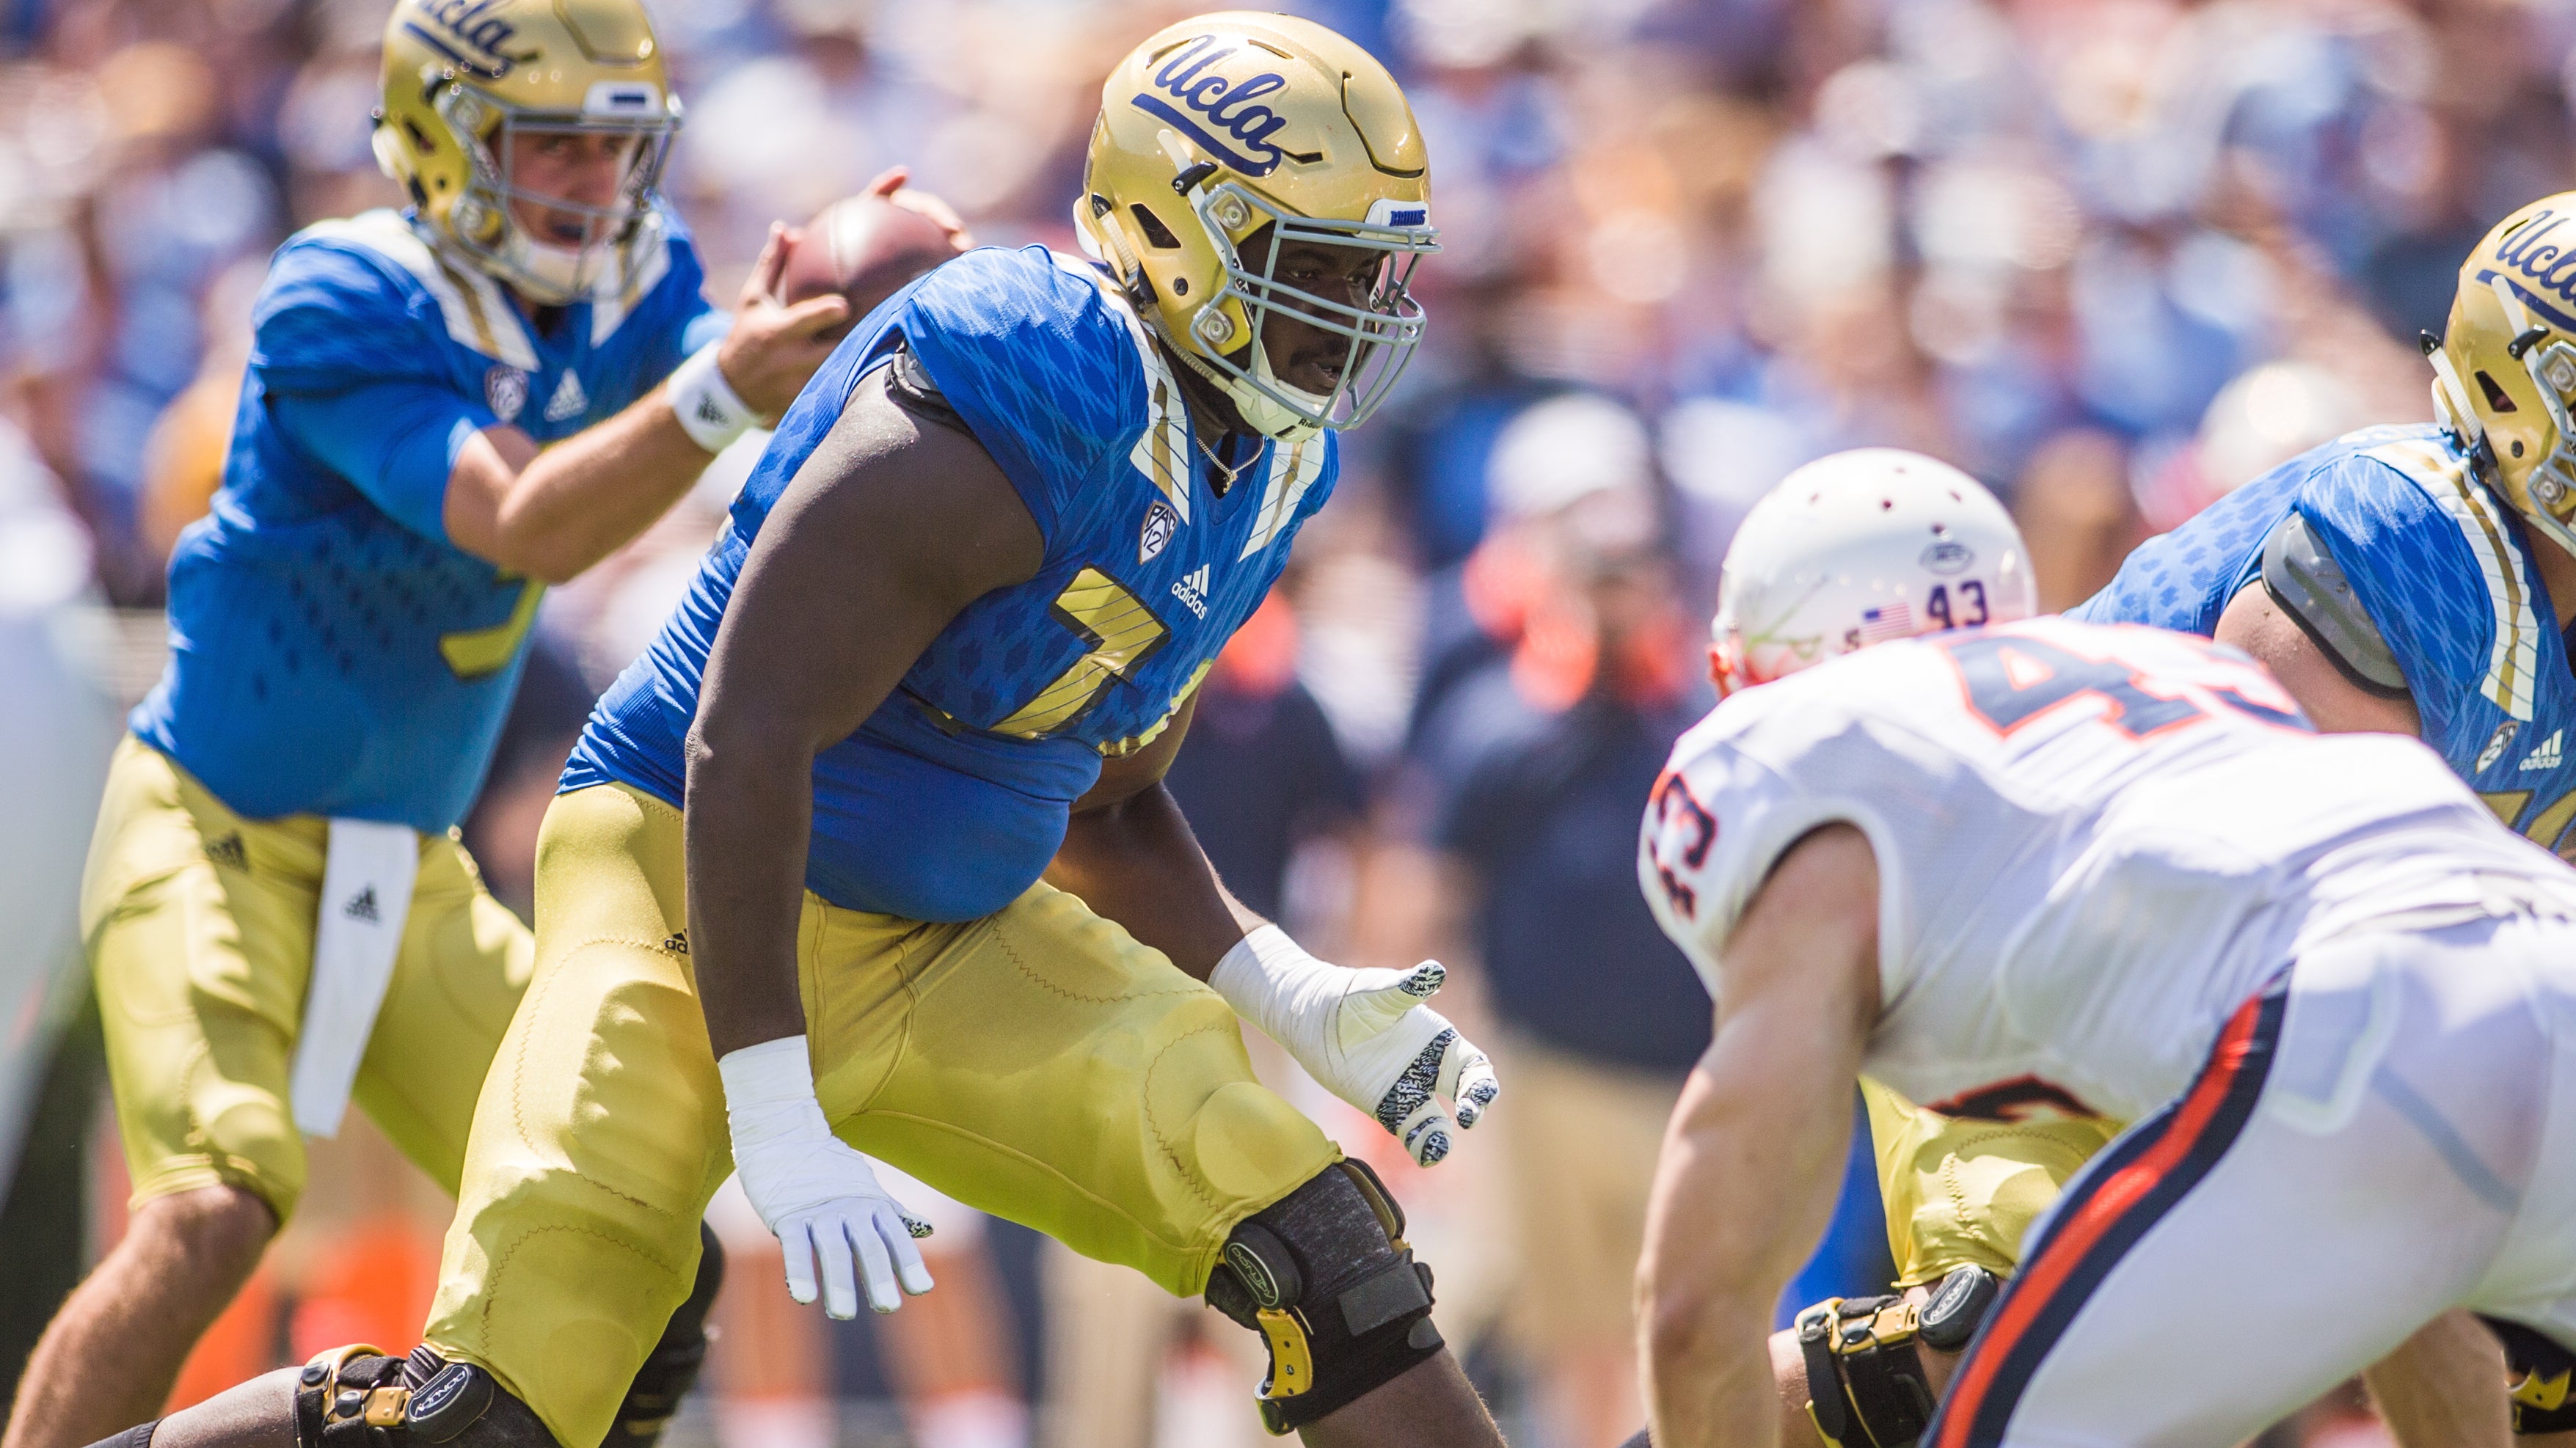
[2481, 208, 2576, 331]
[406, 0, 538, 79]
[1131, 35, 1323, 178]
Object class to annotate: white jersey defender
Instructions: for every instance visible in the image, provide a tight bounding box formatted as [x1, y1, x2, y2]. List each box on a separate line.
[1642, 616, 2576, 1444]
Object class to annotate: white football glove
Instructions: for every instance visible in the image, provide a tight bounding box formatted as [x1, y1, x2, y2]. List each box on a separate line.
[718, 1036, 936, 1318]
[1210, 925, 1501, 1166]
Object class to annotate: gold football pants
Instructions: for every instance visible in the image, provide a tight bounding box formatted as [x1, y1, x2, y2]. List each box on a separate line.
[423, 783, 1340, 1447]
[82, 736, 532, 1220]
[1862, 1076, 2123, 1287]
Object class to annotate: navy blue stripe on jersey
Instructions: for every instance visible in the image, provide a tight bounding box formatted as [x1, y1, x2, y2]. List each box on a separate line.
[1930, 983, 2286, 1447]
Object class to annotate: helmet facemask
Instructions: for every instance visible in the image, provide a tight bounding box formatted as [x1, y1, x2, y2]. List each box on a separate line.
[1175, 180, 1435, 437]
[430, 83, 675, 307]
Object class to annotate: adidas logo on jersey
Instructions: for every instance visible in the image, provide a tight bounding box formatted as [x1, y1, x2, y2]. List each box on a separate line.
[343, 885, 381, 923]
[1171, 563, 1212, 619]
[543, 370, 588, 423]
[2523, 729, 2565, 772]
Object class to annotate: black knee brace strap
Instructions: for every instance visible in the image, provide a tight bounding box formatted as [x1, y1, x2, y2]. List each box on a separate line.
[2489, 1317, 2576, 1433]
[607, 1223, 726, 1447]
[289, 1345, 557, 1447]
[1798, 1297, 1936, 1448]
[1204, 1159, 1443, 1435]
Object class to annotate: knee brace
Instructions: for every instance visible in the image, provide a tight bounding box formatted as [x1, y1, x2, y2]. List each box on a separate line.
[290, 1345, 558, 1447]
[1203, 1159, 1444, 1436]
[605, 1223, 726, 1447]
[2489, 1317, 2576, 1434]
[1796, 1267, 1997, 1448]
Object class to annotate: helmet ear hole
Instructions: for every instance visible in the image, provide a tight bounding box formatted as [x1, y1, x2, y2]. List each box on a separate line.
[2479, 370, 2521, 412]
[1128, 205, 1183, 250]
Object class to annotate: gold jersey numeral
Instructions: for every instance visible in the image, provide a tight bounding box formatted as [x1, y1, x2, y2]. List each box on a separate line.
[993, 568, 1170, 738]
[439, 578, 544, 680]
[2481, 786, 2576, 863]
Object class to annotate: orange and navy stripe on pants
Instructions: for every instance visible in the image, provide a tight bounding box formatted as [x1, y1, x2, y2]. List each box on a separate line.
[1930, 981, 2288, 1447]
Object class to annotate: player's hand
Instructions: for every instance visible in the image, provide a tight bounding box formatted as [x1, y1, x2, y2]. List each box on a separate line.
[715, 222, 851, 418]
[719, 1036, 936, 1317]
[1210, 928, 1502, 1166]
[861, 164, 976, 251]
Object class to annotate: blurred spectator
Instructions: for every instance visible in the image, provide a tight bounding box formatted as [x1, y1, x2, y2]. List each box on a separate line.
[2014, 428, 2151, 613]
[1406, 414, 1712, 1447]
[1163, 589, 1369, 924]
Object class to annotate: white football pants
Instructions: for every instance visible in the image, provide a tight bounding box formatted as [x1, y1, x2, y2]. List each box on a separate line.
[1930, 910, 2576, 1447]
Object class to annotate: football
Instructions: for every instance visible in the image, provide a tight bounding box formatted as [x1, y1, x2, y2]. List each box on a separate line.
[774, 194, 960, 340]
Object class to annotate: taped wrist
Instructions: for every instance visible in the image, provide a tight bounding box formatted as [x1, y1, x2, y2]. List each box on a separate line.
[2489, 1316, 2576, 1433]
[607, 1223, 726, 1447]
[1797, 1296, 1936, 1448]
[665, 341, 762, 453]
[1204, 1159, 1443, 1434]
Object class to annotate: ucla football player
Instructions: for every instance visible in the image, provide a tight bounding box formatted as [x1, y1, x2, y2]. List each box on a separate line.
[7, 1, 919, 1445]
[2068, 191, 2576, 1442]
[88, 13, 1506, 1448]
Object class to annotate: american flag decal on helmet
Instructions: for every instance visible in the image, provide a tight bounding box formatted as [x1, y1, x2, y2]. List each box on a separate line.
[1860, 602, 1914, 645]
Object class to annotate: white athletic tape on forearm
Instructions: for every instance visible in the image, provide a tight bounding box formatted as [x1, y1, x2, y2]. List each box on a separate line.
[290, 818, 420, 1138]
[667, 341, 762, 454]
[1210, 924, 1329, 1050]
[1208, 924, 1473, 1163]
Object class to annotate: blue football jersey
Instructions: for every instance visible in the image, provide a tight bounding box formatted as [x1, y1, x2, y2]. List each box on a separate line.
[131, 207, 723, 833]
[566, 245, 1340, 922]
[2075, 423, 2576, 858]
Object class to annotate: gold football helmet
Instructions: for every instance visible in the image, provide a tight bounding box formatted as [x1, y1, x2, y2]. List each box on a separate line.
[1075, 12, 1437, 439]
[2431, 192, 2576, 558]
[372, 0, 681, 306]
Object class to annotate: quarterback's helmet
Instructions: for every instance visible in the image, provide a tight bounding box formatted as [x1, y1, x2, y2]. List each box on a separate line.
[2430, 192, 2576, 560]
[1710, 449, 2037, 695]
[1075, 12, 1437, 439]
[372, 0, 681, 306]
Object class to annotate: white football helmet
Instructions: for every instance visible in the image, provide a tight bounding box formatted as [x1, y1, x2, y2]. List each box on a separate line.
[1710, 448, 2037, 695]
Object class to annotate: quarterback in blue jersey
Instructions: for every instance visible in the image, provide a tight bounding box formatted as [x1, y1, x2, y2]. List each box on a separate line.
[14, 1, 953, 1445]
[108, 14, 1507, 1448]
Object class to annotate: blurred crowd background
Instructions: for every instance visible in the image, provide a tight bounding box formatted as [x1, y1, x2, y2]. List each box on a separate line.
[0, 0, 2564, 1444]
